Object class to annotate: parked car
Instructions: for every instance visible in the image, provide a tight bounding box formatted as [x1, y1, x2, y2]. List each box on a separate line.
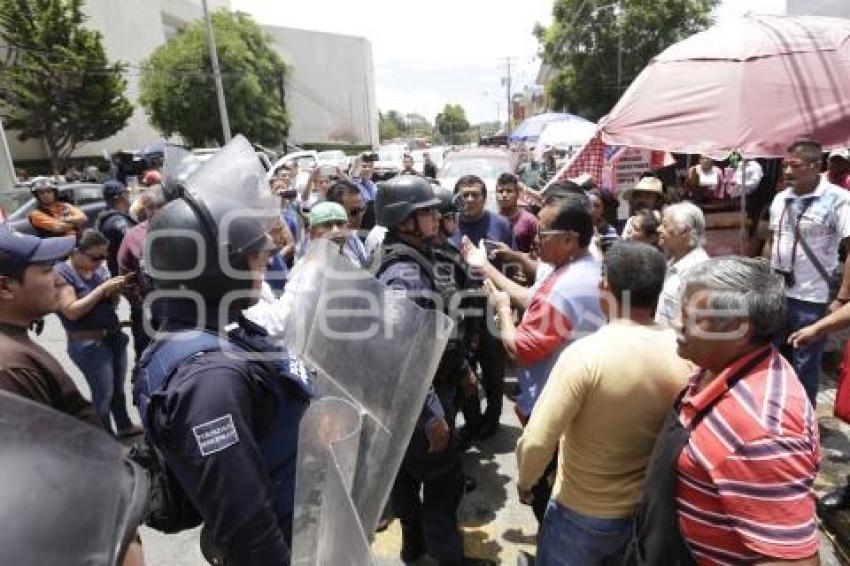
[437, 148, 515, 212]
[192, 147, 273, 171]
[3, 183, 106, 235]
[373, 148, 404, 181]
[317, 150, 350, 171]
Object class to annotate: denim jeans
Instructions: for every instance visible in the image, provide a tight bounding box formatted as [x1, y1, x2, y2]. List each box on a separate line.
[537, 500, 633, 566]
[67, 330, 132, 434]
[774, 297, 827, 407]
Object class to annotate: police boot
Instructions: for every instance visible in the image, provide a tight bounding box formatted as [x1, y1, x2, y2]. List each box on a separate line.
[818, 476, 850, 515]
[400, 520, 426, 563]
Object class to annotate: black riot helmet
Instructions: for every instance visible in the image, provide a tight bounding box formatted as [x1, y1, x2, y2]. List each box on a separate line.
[0, 391, 149, 566]
[145, 135, 277, 306]
[433, 184, 465, 216]
[374, 174, 441, 228]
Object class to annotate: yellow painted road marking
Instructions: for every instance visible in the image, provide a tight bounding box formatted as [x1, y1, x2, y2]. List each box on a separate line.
[372, 520, 537, 563]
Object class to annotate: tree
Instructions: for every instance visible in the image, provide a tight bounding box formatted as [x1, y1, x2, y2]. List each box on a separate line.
[139, 10, 288, 148]
[436, 104, 470, 145]
[0, 0, 133, 171]
[536, 0, 718, 120]
[379, 110, 405, 141]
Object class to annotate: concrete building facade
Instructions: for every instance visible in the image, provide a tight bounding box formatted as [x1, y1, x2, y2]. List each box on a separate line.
[6, 0, 377, 163]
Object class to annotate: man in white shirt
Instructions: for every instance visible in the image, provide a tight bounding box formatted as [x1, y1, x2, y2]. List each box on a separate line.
[655, 202, 709, 327]
[768, 138, 850, 406]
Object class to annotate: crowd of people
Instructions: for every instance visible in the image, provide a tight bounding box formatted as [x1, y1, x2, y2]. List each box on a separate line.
[2, 134, 850, 566]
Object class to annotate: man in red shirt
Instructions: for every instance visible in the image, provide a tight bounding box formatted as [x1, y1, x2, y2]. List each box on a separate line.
[827, 148, 850, 190]
[495, 173, 538, 254]
[628, 256, 819, 565]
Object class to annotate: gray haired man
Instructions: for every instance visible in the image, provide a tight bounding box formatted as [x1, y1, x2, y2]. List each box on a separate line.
[628, 257, 820, 564]
[655, 202, 709, 327]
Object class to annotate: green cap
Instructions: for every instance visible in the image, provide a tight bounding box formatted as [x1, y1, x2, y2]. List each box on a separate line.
[308, 201, 348, 226]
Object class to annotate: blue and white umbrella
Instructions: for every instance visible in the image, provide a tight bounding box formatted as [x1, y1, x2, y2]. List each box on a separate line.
[510, 112, 593, 143]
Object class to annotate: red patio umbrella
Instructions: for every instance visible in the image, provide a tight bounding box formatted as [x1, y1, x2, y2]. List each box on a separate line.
[597, 15, 850, 159]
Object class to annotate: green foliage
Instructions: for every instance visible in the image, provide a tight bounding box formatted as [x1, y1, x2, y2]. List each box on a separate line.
[436, 104, 471, 145]
[0, 0, 133, 170]
[140, 10, 288, 148]
[379, 110, 405, 141]
[537, 0, 718, 120]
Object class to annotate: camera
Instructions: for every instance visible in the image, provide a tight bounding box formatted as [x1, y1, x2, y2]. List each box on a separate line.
[774, 267, 795, 288]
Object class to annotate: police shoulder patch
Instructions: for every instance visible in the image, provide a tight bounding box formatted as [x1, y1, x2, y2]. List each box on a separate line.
[193, 414, 239, 456]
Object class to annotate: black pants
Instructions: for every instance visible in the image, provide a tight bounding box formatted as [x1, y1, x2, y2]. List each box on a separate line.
[391, 461, 464, 563]
[129, 305, 151, 407]
[391, 383, 464, 562]
[477, 327, 505, 428]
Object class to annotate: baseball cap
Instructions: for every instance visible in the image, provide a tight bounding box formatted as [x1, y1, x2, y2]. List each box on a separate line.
[142, 170, 162, 186]
[829, 148, 850, 161]
[308, 201, 349, 227]
[0, 226, 74, 274]
[102, 179, 128, 199]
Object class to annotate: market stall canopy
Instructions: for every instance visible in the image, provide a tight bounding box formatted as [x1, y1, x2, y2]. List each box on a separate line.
[537, 118, 597, 149]
[510, 112, 591, 143]
[598, 15, 850, 159]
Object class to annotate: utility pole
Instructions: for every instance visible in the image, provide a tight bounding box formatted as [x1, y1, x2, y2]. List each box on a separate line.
[616, 0, 623, 92]
[277, 69, 288, 151]
[202, 0, 231, 144]
[502, 57, 514, 141]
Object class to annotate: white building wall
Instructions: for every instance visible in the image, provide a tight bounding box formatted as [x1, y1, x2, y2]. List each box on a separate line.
[786, 0, 850, 18]
[6, 0, 377, 165]
[263, 26, 378, 147]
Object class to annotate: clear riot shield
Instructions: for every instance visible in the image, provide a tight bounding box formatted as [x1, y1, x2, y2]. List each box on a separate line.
[0, 391, 149, 566]
[285, 240, 453, 566]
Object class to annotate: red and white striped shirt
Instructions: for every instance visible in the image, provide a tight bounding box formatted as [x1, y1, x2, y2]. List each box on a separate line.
[676, 346, 820, 565]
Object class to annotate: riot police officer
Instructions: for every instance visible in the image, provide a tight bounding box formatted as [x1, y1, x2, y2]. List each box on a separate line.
[372, 176, 491, 566]
[432, 186, 485, 450]
[136, 136, 312, 565]
[95, 180, 136, 276]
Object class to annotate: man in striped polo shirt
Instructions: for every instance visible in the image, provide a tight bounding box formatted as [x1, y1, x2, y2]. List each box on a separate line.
[628, 257, 820, 565]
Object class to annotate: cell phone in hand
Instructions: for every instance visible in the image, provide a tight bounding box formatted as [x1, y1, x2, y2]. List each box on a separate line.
[482, 239, 500, 256]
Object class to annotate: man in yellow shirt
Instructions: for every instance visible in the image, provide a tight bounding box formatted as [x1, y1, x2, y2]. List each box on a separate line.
[516, 241, 691, 565]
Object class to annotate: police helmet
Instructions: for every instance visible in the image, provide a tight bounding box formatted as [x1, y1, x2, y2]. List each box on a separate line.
[30, 177, 58, 197]
[434, 185, 465, 216]
[374, 175, 440, 228]
[145, 135, 277, 305]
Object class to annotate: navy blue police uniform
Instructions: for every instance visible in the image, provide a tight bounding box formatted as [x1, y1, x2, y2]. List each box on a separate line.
[375, 232, 466, 563]
[137, 303, 312, 566]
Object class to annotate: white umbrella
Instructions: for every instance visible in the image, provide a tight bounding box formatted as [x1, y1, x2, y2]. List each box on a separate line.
[537, 119, 597, 150]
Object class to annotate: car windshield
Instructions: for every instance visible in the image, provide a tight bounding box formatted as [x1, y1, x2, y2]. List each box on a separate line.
[296, 156, 317, 170]
[378, 150, 403, 163]
[440, 156, 512, 179]
[0, 190, 33, 219]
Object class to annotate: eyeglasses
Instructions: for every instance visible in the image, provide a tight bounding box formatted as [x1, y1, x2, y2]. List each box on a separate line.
[539, 229, 571, 238]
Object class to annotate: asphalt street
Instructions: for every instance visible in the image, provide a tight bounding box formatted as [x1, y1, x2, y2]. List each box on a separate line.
[35, 301, 844, 565]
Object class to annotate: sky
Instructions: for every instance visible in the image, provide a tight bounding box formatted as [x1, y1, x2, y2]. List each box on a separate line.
[231, 0, 787, 125]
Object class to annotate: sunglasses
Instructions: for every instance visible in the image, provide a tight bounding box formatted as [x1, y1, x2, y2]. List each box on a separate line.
[348, 207, 366, 216]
